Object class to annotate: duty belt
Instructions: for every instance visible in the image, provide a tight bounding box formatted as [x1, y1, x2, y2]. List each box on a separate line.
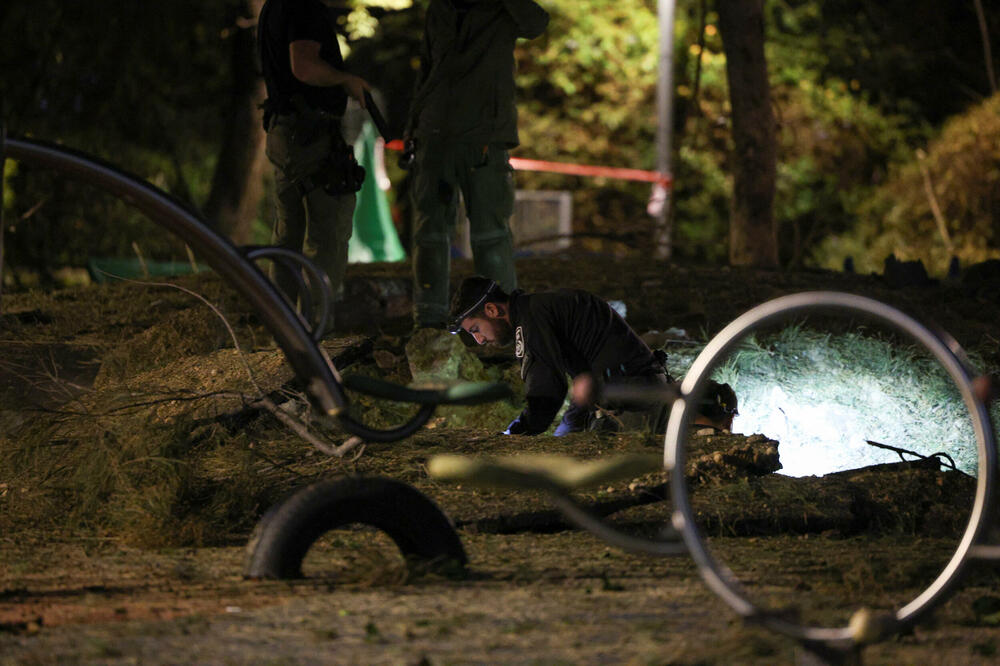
[263, 95, 342, 133]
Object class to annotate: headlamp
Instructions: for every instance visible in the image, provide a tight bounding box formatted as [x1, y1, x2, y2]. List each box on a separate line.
[448, 279, 497, 334]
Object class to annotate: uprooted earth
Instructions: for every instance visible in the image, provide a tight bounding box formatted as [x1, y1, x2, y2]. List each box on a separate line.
[1, 253, 999, 664]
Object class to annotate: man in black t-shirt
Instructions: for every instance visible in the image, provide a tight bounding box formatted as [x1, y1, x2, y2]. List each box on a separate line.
[449, 276, 672, 436]
[257, 0, 371, 323]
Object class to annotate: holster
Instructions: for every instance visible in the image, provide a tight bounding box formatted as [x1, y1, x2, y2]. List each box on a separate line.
[295, 147, 366, 198]
[291, 129, 365, 198]
[264, 96, 365, 198]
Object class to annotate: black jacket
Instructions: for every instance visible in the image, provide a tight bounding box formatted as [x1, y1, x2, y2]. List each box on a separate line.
[505, 289, 662, 435]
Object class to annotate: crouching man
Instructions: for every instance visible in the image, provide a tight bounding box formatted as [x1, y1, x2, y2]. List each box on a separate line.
[449, 276, 674, 435]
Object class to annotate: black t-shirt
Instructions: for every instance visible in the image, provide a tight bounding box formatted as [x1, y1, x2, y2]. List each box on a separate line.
[258, 0, 347, 114]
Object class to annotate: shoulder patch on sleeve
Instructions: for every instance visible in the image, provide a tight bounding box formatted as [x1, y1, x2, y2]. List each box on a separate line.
[514, 326, 524, 358]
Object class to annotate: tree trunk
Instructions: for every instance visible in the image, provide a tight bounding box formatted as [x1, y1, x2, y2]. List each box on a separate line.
[203, 0, 267, 246]
[716, 0, 778, 268]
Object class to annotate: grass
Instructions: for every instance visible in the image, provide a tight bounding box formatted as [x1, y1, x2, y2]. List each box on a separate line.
[661, 322, 1000, 476]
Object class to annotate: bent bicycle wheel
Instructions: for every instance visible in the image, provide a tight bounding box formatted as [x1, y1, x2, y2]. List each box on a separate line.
[664, 292, 997, 651]
[245, 476, 467, 580]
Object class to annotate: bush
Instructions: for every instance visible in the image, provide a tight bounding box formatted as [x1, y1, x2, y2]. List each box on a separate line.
[814, 92, 1000, 275]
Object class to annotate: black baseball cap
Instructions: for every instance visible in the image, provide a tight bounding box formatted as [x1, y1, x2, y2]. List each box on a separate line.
[449, 278, 498, 334]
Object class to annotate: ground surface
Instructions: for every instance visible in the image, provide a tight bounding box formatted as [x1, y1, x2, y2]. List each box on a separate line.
[1, 254, 999, 664]
[2, 533, 999, 665]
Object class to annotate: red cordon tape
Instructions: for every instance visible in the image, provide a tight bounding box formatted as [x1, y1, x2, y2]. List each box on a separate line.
[384, 139, 672, 189]
[509, 157, 673, 188]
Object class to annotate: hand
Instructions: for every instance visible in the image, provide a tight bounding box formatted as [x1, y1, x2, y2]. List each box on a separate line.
[343, 74, 371, 108]
[398, 137, 416, 170]
[571, 372, 596, 407]
[504, 418, 527, 435]
[973, 374, 997, 404]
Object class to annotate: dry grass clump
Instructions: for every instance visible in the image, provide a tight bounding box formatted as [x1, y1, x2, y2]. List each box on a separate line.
[0, 274, 357, 546]
[0, 368, 344, 546]
[0, 271, 524, 546]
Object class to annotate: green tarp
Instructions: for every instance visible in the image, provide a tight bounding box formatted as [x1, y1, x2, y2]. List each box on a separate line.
[348, 120, 406, 263]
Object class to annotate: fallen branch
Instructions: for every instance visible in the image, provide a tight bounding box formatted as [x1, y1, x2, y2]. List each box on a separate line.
[249, 393, 363, 459]
[864, 439, 964, 474]
[915, 148, 954, 254]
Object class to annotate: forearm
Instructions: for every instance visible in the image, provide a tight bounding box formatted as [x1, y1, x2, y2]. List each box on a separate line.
[289, 40, 368, 104]
[505, 395, 563, 435]
[291, 57, 353, 88]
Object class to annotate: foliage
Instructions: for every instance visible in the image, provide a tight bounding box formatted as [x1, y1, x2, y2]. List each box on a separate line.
[714, 3, 922, 267]
[768, 77, 917, 268]
[513, 0, 667, 252]
[813, 92, 1000, 275]
[787, 0, 1000, 126]
[3, 0, 1000, 278]
[509, 0, 924, 264]
[1, 1, 239, 191]
[1, 0, 255, 285]
[342, 0, 415, 42]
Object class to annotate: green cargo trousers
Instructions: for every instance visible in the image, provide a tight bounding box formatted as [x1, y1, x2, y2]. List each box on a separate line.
[410, 141, 517, 327]
[265, 113, 356, 307]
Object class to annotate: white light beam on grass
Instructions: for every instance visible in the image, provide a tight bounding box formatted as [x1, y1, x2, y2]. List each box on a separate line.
[666, 328, 991, 478]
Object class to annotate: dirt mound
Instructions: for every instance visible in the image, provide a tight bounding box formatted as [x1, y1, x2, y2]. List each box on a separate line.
[0, 256, 994, 549]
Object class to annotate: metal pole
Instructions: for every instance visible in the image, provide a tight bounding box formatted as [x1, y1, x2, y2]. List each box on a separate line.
[652, 0, 676, 260]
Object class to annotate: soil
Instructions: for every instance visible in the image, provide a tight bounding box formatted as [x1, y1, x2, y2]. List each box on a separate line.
[1, 253, 999, 664]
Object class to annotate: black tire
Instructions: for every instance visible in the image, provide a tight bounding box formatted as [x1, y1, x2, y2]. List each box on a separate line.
[244, 476, 467, 580]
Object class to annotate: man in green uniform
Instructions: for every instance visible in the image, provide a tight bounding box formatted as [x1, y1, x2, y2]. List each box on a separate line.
[258, 0, 371, 315]
[405, 0, 549, 329]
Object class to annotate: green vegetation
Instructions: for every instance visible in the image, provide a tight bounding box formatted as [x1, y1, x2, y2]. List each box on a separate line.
[4, 1, 1000, 282]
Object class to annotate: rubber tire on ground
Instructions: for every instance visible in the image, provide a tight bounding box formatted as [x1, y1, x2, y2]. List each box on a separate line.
[244, 476, 467, 580]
